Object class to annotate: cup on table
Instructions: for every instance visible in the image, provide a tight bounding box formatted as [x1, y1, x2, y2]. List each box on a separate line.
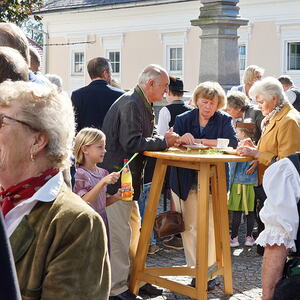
[217, 138, 229, 148]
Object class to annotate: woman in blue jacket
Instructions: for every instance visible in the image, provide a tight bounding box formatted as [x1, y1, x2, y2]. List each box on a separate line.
[170, 81, 238, 288]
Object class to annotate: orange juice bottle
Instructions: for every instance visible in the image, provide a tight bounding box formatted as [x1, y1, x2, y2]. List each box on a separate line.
[121, 159, 133, 201]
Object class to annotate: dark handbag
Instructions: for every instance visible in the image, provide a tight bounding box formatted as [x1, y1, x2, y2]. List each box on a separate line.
[153, 168, 185, 238]
[254, 184, 267, 256]
[153, 211, 184, 238]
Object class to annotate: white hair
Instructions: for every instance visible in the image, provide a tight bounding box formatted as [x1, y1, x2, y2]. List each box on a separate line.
[0, 80, 75, 169]
[249, 76, 287, 105]
[45, 73, 63, 93]
[138, 64, 168, 86]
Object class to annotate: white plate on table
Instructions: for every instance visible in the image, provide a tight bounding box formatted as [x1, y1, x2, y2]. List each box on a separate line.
[182, 143, 209, 150]
[212, 146, 237, 154]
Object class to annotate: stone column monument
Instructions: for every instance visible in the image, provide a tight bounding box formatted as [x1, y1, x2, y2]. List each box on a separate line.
[191, 0, 248, 90]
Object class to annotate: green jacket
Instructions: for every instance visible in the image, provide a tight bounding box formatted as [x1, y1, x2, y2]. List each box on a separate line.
[10, 183, 110, 300]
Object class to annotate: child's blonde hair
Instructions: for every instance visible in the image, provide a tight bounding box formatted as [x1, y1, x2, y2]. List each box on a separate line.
[73, 127, 105, 167]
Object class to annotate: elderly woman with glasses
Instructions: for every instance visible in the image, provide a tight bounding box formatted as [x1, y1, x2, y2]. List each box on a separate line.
[237, 77, 300, 256]
[0, 81, 110, 299]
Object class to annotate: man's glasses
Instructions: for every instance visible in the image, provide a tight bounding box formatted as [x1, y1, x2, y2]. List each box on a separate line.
[0, 113, 36, 131]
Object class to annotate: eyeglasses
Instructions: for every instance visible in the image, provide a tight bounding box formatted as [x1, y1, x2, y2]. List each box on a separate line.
[0, 113, 36, 131]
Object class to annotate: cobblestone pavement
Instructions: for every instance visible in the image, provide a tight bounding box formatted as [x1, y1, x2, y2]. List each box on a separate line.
[142, 226, 262, 300]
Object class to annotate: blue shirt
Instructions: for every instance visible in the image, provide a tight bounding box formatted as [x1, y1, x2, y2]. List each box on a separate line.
[170, 108, 238, 200]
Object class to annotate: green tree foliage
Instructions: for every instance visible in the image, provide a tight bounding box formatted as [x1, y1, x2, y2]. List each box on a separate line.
[0, 0, 43, 24]
[22, 19, 43, 45]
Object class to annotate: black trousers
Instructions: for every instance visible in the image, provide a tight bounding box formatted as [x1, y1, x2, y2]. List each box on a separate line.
[254, 185, 267, 256]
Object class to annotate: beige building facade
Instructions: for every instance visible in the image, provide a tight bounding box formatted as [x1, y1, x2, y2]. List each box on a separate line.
[40, 0, 300, 94]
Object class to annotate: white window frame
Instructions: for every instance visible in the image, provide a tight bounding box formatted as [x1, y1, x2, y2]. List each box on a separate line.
[278, 22, 300, 75]
[161, 31, 186, 79]
[238, 44, 247, 71]
[286, 41, 300, 72]
[237, 26, 249, 83]
[102, 35, 123, 83]
[167, 46, 183, 77]
[106, 49, 121, 76]
[71, 51, 85, 76]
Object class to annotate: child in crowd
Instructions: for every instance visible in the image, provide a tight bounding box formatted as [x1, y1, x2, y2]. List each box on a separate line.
[73, 127, 121, 250]
[228, 122, 258, 247]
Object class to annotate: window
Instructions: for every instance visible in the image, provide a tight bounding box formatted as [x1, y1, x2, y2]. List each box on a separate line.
[72, 51, 84, 75]
[108, 50, 120, 74]
[287, 42, 300, 70]
[239, 45, 246, 71]
[168, 46, 183, 74]
[161, 31, 185, 78]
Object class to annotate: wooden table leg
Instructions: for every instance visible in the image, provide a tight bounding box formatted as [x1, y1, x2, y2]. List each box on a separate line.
[129, 158, 167, 294]
[211, 165, 222, 270]
[195, 163, 210, 300]
[216, 162, 233, 295]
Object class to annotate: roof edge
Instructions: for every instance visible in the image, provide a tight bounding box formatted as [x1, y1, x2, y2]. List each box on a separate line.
[38, 0, 195, 15]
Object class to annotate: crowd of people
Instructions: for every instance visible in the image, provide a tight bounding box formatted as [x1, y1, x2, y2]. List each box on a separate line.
[1, 21, 300, 300]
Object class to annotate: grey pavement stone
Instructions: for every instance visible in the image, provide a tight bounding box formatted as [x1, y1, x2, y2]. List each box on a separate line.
[142, 221, 262, 300]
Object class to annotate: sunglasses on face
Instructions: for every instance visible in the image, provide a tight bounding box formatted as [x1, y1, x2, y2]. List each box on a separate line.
[0, 113, 36, 131]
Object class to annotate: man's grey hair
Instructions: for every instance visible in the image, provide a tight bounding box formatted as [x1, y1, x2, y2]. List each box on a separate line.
[138, 64, 168, 85]
[0, 81, 75, 169]
[249, 77, 287, 105]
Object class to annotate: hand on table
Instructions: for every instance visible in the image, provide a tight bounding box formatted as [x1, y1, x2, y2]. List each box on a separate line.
[180, 133, 195, 145]
[239, 138, 255, 148]
[237, 146, 259, 159]
[164, 127, 179, 147]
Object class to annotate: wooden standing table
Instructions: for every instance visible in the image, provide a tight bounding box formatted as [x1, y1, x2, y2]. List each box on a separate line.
[129, 150, 251, 299]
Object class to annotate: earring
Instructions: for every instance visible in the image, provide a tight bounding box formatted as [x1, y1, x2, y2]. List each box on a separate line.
[30, 152, 35, 161]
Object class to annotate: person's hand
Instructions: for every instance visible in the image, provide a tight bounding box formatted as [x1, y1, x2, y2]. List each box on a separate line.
[180, 133, 195, 145]
[113, 188, 122, 201]
[164, 127, 179, 147]
[107, 188, 123, 205]
[237, 146, 260, 159]
[245, 160, 258, 174]
[102, 172, 120, 185]
[239, 138, 255, 148]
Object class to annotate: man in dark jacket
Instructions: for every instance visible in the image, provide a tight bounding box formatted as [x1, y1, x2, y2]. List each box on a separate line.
[101, 64, 179, 300]
[71, 57, 124, 131]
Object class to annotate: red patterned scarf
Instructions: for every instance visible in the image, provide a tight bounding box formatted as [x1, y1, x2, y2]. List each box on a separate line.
[0, 168, 59, 217]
